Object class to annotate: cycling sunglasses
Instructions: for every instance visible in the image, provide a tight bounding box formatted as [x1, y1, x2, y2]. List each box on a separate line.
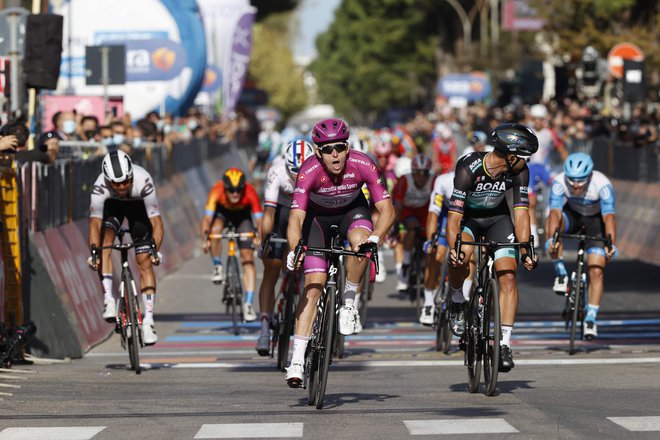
[413, 169, 430, 176]
[318, 142, 349, 155]
[566, 177, 589, 187]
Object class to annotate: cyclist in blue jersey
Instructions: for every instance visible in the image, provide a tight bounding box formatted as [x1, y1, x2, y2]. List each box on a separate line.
[546, 152, 618, 339]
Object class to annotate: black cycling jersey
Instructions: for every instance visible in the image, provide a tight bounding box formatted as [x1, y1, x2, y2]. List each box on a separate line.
[449, 152, 530, 218]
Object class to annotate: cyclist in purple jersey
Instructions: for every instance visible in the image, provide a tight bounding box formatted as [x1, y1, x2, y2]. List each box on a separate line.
[284, 118, 395, 387]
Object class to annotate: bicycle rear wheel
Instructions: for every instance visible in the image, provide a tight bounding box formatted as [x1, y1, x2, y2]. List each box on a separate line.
[569, 271, 581, 355]
[414, 254, 424, 317]
[227, 256, 243, 336]
[125, 273, 141, 374]
[465, 298, 481, 393]
[358, 262, 372, 327]
[315, 286, 336, 409]
[483, 278, 500, 396]
[306, 343, 319, 406]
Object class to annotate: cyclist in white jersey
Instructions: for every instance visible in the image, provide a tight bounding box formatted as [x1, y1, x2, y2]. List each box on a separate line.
[88, 150, 163, 345]
[255, 139, 314, 355]
[546, 152, 617, 339]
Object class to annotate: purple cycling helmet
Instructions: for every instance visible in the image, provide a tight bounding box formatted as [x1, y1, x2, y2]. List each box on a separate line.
[311, 118, 349, 146]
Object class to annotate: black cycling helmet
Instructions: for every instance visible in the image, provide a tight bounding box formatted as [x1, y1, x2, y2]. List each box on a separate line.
[491, 123, 538, 158]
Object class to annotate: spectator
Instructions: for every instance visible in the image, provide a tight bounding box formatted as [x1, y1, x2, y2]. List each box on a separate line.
[0, 120, 59, 163]
[46, 110, 76, 141]
[77, 115, 99, 141]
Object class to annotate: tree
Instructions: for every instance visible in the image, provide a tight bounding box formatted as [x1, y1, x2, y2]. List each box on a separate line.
[533, 0, 659, 81]
[311, 0, 439, 121]
[248, 12, 307, 121]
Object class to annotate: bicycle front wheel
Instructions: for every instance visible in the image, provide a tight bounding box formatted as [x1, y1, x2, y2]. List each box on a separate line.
[227, 256, 243, 336]
[125, 273, 141, 374]
[358, 262, 372, 328]
[483, 278, 500, 396]
[466, 299, 481, 393]
[435, 277, 452, 354]
[569, 271, 581, 355]
[315, 287, 336, 409]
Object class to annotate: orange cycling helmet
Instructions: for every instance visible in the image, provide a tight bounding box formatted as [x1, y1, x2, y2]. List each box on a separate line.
[223, 167, 246, 193]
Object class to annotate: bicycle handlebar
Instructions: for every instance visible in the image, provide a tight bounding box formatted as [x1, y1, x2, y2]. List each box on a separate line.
[552, 226, 612, 251]
[455, 233, 535, 262]
[206, 231, 257, 240]
[290, 240, 380, 275]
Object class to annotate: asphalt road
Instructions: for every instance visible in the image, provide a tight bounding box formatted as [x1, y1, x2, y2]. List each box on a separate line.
[1, 249, 659, 440]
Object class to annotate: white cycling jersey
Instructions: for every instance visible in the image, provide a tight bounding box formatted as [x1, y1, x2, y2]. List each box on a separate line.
[429, 172, 454, 215]
[89, 165, 160, 219]
[549, 170, 616, 217]
[530, 127, 554, 166]
[263, 156, 294, 208]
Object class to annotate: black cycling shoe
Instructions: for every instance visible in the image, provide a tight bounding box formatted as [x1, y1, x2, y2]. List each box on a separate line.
[499, 345, 515, 372]
[448, 301, 466, 337]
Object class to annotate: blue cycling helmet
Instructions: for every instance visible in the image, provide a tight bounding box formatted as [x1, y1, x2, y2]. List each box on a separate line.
[564, 152, 593, 180]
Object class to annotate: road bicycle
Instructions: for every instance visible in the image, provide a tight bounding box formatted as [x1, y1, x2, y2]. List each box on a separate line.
[262, 234, 302, 371]
[92, 228, 158, 374]
[292, 225, 378, 409]
[454, 233, 535, 396]
[533, 179, 547, 256]
[406, 225, 425, 317]
[551, 226, 612, 355]
[206, 227, 256, 336]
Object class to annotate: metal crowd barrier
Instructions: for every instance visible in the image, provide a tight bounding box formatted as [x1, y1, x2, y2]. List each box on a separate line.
[585, 137, 659, 183]
[16, 138, 230, 233]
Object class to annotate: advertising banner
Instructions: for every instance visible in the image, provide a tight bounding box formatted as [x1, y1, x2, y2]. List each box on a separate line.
[223, 9, 256, 116]
[502, 0, 545, 31]
[51, 0, 206, 118]
[437, 73, 491, 102]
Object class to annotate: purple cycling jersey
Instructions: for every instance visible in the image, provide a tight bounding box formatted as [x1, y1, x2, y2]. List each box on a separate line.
[291, 150, 390, 213]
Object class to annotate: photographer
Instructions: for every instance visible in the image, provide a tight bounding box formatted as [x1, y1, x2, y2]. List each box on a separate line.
[0, 120, 59, 164]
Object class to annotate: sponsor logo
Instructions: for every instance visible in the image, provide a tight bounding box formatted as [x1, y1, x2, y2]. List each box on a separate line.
[452, 188, 466, 197]
[454, 200, 464, 207]
[305, 164, 319, 175]
[475, 181, 506, 192]
[321, 176, 327, 183]
[600, 186, 612, 200]
[291, 201, 299, 208]
[317, 183, 359, 193]
[468, 158, 481, 171]
[552, 182, 564, 195]
[294, 187, 305, 194]
[519, 186, 528, 192]
[344, 172, 355, 179]
[371, 164, 377, 172]
[299, 174, 305, 181]
[434, 194, 443, 206]
[140, 183, 155, 198]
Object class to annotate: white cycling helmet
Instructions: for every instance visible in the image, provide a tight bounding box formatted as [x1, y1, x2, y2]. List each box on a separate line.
[284, 138, 315, 174]
[394, 156, 412, 178]
[530, 104, 548, 119]
[102, 150, 133, 183]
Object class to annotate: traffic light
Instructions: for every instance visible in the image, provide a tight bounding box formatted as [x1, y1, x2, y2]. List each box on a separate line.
[582, 46, 600, 87]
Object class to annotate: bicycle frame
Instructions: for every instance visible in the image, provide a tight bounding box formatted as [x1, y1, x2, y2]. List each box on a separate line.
[455, 233, 535, 396]
[292, 226, 378, 410]
[92, 228, 157, 374]
[207, 229, 256, 336]
[552, 226, 611, 354]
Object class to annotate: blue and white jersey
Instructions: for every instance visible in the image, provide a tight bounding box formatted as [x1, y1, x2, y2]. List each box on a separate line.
[429, 172, 454, 215]
[549, 170, 616, 217]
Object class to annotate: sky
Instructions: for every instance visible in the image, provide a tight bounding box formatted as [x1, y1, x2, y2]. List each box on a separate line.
[293, 0, 341, 64]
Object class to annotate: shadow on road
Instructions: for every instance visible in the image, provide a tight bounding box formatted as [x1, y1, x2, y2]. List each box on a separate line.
[449, 379, 535, 395]
[293, 392, 400, 409]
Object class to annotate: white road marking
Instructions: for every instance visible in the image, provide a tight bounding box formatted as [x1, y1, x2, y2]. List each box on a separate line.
[194, 423, 303, 439]
[157, 357, 660, 369]
[607, 416, 660, 431]
[0, 427, 106, 440]
[404, 418, 518, 435]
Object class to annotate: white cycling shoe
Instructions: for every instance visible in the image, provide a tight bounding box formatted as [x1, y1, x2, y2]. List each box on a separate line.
[102, 299, 117, 322]
[353, 314, 363, 334]
[583, 321, 598, 340]
[142, 324, 158, 346]
[553, 276, 568, 295]
[285, 363, 304, 388]
[375, 268, 387, 283]
[419, 305, 435, 326]
[338, 305, 358, 336]
[212, 265, 224, 284]
[243, 303, 257, 322]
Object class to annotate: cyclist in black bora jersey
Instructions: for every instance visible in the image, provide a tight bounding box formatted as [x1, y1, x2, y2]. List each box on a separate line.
[446, 123, 539, 372]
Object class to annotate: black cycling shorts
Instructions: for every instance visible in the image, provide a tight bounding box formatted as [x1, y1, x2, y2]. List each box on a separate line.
[102, 199, 153, 254]
[462, 211, 517, 261]
[213, 206, 255, 250]
[562, 205, 606, 250]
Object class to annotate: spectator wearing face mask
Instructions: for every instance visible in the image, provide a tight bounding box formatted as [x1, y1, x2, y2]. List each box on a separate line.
[77, 115, 100, 142]
[45, 111, 77, 141]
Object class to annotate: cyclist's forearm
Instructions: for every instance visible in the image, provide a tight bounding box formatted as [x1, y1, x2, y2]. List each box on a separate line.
[547, 209, 562, 238]
[287, 209, 305, 250]
[150, 216, 164, 250]
[373, 200, 395, 240]
[88, 217, 102, 250]
[260, 207, 275, 238]
[446, 212, 462, 250]
[200, 216, 212, 236]
[513, 208, 531, 245]
[603, 214, 617, 244]
[426, 212, 438, 238]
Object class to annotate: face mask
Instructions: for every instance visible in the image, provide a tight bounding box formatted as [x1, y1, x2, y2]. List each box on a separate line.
[62, 119, 77, 134]
[163, 124, 172, 135]
[113, 134, 125, 145]
[133, 138, 142, 148]
[102, 137, 113, 146]
[187, 119, 199, 130]
[156, 120, 164, 130]
[84, 130, 96, 140]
